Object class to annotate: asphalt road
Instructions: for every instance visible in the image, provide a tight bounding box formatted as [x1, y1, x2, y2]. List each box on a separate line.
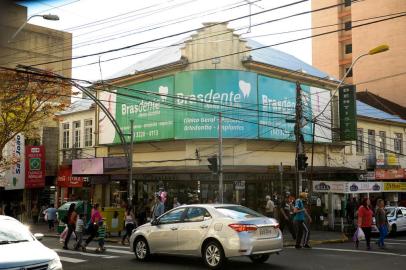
[43, 234, 406, 270]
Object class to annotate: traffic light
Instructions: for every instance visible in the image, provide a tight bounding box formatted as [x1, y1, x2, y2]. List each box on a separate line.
[297, 153, 308, 171]
[207, 155, 218, 173]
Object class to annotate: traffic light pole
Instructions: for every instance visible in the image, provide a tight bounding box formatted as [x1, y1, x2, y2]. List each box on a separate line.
[218, 112, 224, 203]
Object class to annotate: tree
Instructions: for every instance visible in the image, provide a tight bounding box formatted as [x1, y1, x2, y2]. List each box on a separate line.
[0, 69, 71, 172]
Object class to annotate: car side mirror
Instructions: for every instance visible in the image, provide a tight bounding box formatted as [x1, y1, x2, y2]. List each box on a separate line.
[397, 214, 403, 218]
[151, 218, 159, 226]
[203, 216, 211, 221]
[34, 233, 44, 241]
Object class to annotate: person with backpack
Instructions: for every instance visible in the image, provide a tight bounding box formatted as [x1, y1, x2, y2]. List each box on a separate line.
[63, 203, 77, 250]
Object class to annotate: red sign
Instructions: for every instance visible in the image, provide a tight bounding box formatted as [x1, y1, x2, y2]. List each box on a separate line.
[375, 168, 405, 180]
[57, 166, 84, 187]
[25, 146, 46, 188]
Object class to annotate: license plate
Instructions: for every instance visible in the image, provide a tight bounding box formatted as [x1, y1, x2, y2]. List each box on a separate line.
[259, 227, 273, 236]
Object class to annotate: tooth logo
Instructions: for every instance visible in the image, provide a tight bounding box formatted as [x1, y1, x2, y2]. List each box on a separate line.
[239, 80, 251, 98]
[158, 86, 169, 101]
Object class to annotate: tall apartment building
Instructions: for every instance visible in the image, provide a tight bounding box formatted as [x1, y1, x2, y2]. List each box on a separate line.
[311, 0, 406, 107]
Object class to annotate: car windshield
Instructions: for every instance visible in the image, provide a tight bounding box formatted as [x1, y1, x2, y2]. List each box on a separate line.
[215, 205, 263, 219]
[0, 219, 34, 244]
[386, 207, 396, 217]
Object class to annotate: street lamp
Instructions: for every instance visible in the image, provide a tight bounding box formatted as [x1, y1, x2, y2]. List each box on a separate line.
[8, 14, 60, 43]
[313, 44, 389, 121]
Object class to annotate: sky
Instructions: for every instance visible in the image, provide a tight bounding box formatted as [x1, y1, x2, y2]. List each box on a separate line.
[18, 0, 313, 82]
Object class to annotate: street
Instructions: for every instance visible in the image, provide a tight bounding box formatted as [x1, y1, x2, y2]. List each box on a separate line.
[43, 235, 406, 270]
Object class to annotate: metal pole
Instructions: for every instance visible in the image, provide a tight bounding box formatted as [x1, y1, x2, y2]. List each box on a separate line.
[279, 162, 283, 197]
[295, 82, 303, 197]
[218, 112, 224, 203]
[129, 120, 134, 206]
[309, 120, 316, 193]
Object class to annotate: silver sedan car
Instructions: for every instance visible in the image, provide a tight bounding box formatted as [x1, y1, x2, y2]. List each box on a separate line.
[130, 204, 282, 269]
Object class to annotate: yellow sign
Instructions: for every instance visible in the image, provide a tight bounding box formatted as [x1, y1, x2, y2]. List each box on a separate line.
[387, 153, 399, 166]
[384, 182, 406, 192]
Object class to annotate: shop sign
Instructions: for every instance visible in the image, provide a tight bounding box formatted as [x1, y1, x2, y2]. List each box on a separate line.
[358, 171, 375, 181]
[339, 85, 357, 141]
[57, 167, 84, 187]
[376, 153, 385, 166]
[387, 153, 399, 166]
[313, 181, 346, 193]
[345, 182, 382, 193]
[5, 134, 25, 190]
[375, 168, 405, 180]
[234, 180, 245, 190]
[25, 146, 46, 188]
[313, 181, 382, 193]
[99, 70, 331, 144]
[72, 158, 103, 175]
[104, 157, 128, 170]
[383, 182, 406, 192]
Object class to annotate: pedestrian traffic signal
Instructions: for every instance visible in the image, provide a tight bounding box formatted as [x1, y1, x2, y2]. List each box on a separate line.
[207, 156, 218, 173]
[297, 153, 308, 171]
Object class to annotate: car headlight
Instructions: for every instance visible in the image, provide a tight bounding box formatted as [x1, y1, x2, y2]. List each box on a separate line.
[48, 257, 62, 270]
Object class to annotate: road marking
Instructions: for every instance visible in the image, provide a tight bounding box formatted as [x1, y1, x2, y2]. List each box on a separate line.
[85, 247, 133, 255]
[54, 248, 119, 258]
[293, 246, 406, 257]
[104, 244, 131, 250]
[372, 238, 406, 243]
[59, 256, 87, 263]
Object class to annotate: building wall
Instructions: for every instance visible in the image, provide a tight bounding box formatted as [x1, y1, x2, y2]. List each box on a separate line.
[312, 0, 406, 106]
[0, 4, 72, 79]
[344, 118, 406, 169]
[58, 109, 96, 164]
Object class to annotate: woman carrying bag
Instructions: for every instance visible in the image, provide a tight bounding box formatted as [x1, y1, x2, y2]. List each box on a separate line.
[356, 198, 373, 250]
[63, 203, 77, 250]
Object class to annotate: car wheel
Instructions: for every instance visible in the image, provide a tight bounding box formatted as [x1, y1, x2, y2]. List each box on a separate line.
[134, 237, 150, 261]
[390, 224, 397, 236]
[249, 254, 270, 263]
[203, 241, 225, 269]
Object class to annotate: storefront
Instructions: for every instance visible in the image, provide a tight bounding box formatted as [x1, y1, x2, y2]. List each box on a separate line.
[56, 165, 87, 207]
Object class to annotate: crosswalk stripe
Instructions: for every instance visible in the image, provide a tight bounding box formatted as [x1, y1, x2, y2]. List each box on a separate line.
[54, 248, 119, 258]
[293, 246, 406, 257]
[104, 244, 131, 250]
[59, 256, 86, 263]
[85, 247, 133, 255]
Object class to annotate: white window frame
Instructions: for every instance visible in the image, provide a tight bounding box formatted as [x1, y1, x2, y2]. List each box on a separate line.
[394, 133, 403, 154]
[84, 119, 93, 147]
[73, 121, 81, 148]
[62, 123, 70, 149]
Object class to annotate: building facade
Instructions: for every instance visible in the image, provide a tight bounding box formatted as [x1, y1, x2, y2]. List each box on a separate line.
[311, 0, 406, 106]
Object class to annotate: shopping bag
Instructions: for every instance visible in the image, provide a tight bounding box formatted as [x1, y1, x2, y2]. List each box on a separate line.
[356, 227, 365, 241]
[60, 226, 68, 242]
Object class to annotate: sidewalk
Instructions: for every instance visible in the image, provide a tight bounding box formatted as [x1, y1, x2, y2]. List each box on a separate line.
[28, 222, 348, 247]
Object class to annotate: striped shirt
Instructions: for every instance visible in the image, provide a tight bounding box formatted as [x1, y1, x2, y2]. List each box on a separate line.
[98, 225, 106, 239]
[75, 218, 84, 233]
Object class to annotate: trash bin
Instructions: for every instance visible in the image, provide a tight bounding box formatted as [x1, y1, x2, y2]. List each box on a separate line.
[57, 201, 91, 234]
[99, 207, 125, 237]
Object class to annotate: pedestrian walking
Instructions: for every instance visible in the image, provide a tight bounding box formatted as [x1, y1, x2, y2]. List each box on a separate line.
[63, 203, 77, 250]
[375, 199, 389, 249]
[31, 204, 39, 224]
[302, 199, 312, 248]
[96, 219, 106, 253]
[279, 196, 296, 240]
[293, 192, 311, 249]
[265, 195, 275, 218]
[121, 207, 135, 245]
[173, 196, 181, 209]
[74, 213, 85, 251]
[44, 204, 57, 231]
[356, 198, 373, 250]
[83, 203, 103, 250]
[151, 195, 165, 220]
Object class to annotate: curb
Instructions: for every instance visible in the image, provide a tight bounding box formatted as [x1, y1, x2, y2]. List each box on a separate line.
[283, 233, 349, 247]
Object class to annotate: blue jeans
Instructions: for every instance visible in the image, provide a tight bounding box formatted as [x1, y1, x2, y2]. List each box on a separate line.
[378, 225, 388, 246]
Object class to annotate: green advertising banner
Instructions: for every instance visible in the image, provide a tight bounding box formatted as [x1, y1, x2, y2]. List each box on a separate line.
[174, 70, 258, 139]
[114, 76, 175, 142]
[258, 75, 313, 141]
[99, 70, 327, 145]
[339, 85, 357, 141]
